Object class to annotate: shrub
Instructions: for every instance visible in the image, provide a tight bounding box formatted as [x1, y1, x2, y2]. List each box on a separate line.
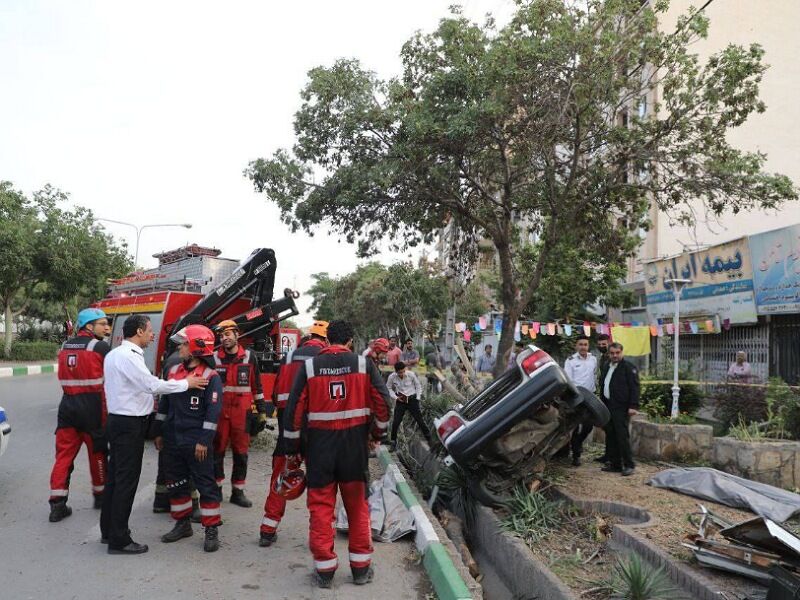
[639, 376, 702, 418]
[725, 378, 800, 441]
[609, 553, 685, 600]
[8, 341, 60, 361]
[713, 383, 767, 430]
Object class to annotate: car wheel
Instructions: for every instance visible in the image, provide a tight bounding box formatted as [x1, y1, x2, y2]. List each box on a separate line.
[578, 388, 610, 427]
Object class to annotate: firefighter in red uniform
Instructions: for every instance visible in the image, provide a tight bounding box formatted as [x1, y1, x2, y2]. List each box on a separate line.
[284, 320, 391, 588]
[259, 320, 329, 547]
[154, 324, 225, 552]
[212, 320, 267, 507]
[49, 308, 112, 522]
[362, 337, 390, 366]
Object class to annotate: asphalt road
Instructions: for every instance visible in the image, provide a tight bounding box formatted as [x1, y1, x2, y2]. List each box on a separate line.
[0, 375, 429, 600]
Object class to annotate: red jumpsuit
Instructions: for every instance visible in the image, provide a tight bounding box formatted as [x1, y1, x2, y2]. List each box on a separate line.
[284, 346, 391, 577]
[260, 338, 326, 535]
[212, 346, 264, 492]
[49, 332, 110, 504]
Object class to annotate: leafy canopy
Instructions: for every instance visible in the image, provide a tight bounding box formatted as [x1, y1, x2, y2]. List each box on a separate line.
[247, 0, 796, 374]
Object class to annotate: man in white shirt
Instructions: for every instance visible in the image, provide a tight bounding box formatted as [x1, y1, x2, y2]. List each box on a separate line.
[563, 336, 598, 466]
[100, 314, 207, 555]
[386, 361, 431, 450]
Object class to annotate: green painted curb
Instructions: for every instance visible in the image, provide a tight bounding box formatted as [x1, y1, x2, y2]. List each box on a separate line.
[423, 543, 473, 600]
[12, 367, 27, 376]
[378, 446, 473, 600]
[41, 364, 55, 373]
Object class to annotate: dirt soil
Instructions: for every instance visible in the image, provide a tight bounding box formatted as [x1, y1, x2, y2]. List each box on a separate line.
[551, 443, 764, 597]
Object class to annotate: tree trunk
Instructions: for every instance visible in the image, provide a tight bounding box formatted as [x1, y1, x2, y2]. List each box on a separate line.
[493, 239, 519, 378]
[3, 301, 13, 359]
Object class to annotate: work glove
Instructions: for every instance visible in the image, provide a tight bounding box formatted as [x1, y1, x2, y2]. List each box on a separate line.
[263, 402, 276, 419]
[257, 412, 268, 433]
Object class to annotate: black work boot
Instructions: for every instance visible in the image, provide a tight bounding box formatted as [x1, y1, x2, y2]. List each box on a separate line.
[230, 488, 253, 508]
[49, 500, 72, 523]
[352, 566, 374, 585]
[152, 492, 170, 513]
[161, 518, 193, 543]
[204, 526, 220, 552]
[93, 494, 104, 509]
[314, 570, 334, 588]
[259, 531, 277, 547]
[190, 498, 201, 523]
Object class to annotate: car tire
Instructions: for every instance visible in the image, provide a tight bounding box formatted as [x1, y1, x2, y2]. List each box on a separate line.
[578, 388, 610, 427]
[465, 467, 512, 508]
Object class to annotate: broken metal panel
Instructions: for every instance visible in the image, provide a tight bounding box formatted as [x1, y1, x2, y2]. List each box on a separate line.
[722, 517, 800, 561]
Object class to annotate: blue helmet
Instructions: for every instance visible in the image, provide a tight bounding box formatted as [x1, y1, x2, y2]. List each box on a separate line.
[77, 308, 107, 330]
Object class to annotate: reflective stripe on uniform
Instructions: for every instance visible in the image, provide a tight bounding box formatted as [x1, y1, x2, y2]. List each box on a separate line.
[308, 408, 371, 422]
[375, 419, 390, 430]
[255, 393, 264, 400]
[244, 350, 251, 362]
[283, 430, 301, 439]
[203, 421, 217, 431]
[285, 350, 294, 363]
[50, 489, 68, 497]
[202, 367, 213, 379]
[86, 338, 99, 351]
[213, 354, 222, 366]
[223, 386, 251, 393]
[171, 500, 193, 512]
[232, 482, 246, 490]
[315, 558, 338, 570]
[59, 377, 104, 387]
[349, 552, 372, 563]
[262, 516, 279, 527]
[200, 507, 221, 516]
[305, 358, 315, 379]
[92, 485, 105, 493]
[155, 413, 167, 421]
[358, 356, 367, 374]
[277, 393, 290, 401]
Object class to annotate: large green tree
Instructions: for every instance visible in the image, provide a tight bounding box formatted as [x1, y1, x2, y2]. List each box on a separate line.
[247, 0, 796, 375]
[0, 182, 132, 357]
[308, 261, 449, 344]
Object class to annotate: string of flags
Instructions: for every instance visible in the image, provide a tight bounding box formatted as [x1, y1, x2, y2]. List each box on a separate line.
[453, 315, 731, 343]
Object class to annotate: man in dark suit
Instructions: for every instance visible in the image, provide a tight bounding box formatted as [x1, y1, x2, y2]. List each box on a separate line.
[599, 342, 639, 476]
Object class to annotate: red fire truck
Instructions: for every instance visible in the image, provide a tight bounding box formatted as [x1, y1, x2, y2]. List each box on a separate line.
[92, 246, 299, 398]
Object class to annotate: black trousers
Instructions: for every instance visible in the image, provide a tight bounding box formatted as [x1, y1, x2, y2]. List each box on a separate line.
[570, 423, 593, 459]
[604, 408, 634, 469]
[390, 395, 431, 442]
[100, 414, 148, 548]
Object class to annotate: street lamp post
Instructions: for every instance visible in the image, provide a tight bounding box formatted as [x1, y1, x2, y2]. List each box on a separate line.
[665, 278, 691, 419]
[97, 219, 192, 266]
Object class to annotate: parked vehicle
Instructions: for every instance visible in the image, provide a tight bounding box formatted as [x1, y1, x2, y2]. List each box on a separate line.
[0, 406, 10, 458]
[434, 344, 609, 507]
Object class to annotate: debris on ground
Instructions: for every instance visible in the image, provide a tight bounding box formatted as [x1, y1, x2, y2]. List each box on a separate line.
[683, 504, 800, 593]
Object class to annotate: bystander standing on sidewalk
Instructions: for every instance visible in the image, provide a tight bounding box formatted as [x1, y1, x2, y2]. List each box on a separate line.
[476, 344, 495, 374]
[385, 337, 402, 366]
[727, 351, 752, 382]
[387, 362, 431, 450]
[564, 336, 598, 466]
[599, 342, 639, 477]
[400, 339, 420, 367]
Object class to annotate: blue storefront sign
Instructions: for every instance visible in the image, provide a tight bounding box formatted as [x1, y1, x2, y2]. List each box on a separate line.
[749, 224, 800, 314]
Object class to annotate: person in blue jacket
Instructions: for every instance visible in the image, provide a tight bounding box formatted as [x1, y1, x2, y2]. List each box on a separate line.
[154, 324, 224, 552]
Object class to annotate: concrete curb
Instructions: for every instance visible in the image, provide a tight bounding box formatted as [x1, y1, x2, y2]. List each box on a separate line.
[554, 488, 726, 600]
[377, 446, 475, 600]
[0, 364, 57, 378]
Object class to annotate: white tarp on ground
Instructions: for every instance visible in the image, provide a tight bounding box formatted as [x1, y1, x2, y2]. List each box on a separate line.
[649, 467, 800, 523]
[336, 472, 416, 542]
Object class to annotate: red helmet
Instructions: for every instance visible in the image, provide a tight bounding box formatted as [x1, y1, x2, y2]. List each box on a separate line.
[271, 465, 307, 501]
[372, 337, 390, 354]
[170, 324, 215, 357]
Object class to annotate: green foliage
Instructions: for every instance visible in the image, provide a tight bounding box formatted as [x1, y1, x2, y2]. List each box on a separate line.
[501, 488, 574, 546]
[7, 341, 59, 361]
[247, 0, 795, 378]
[0, 181, 132, 357]
[713, 382, 767, 430]
[727, 378, 800, 441]
[609, 553, 684, 600]
[640, 376, 702, 418]
[306, 261, 449, 343]
[17, 322, 63, 343]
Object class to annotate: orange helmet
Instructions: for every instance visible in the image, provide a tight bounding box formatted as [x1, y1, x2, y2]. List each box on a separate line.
[171, 324, 215, 357]
[271, 465, 307, 501]
[215, 319, 239, 335]
[372, 337, 390, 354]
[308, 320, 329, 339]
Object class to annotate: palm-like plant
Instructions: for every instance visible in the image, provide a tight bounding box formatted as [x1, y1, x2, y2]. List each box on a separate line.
[610, 554, 685, 600]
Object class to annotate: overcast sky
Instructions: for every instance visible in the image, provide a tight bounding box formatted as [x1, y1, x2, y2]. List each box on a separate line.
[1, 0, 514, 324]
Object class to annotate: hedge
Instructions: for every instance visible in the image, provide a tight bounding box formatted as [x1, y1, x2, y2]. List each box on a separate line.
[7, 341, 60, 361]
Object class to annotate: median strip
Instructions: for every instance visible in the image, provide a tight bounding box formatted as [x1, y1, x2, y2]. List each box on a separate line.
[377, 445, 474, 600]
[0, 364, 57, 378]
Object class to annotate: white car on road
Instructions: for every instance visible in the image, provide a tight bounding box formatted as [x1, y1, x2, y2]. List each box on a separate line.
[0, 406, 10, 457]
